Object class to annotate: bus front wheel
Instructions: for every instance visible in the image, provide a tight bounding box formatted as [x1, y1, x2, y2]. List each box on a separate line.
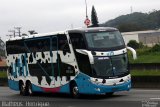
[70, 83, 80, 98]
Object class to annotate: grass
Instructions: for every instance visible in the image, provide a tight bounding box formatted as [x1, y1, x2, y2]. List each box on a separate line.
[128, 47, 160, 76]
[131, 70, 160, 76]
[129, 53, 160, 63]
[0, 71, 7, 78]
[128, 48, 160, 63]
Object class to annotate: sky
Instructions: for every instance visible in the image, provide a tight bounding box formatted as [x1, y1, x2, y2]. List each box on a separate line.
[1, 0, 160, 41]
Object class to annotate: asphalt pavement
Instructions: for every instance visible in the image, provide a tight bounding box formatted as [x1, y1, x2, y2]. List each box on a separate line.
[0, 87, 160, 107]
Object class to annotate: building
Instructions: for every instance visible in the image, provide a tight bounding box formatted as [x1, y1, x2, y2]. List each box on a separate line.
[0, 38, 6, 67]
[121, 29, 160, 47]
[0, 58, 6, 67]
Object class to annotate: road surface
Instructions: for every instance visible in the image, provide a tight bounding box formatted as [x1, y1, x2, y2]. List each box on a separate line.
[0, 87, 160, 107]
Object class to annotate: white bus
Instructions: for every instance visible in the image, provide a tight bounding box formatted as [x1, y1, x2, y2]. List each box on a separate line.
[6, 27, 136, 97]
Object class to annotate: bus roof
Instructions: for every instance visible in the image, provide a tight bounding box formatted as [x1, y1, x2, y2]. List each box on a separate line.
[68, 27, 117, 33]
[6, 27, 117, 41]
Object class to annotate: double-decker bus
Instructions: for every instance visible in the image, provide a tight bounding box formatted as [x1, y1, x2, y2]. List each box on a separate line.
[6, 27, 136, 97]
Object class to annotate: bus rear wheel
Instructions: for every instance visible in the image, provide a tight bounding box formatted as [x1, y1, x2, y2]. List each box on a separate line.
[19, 82, 25, 95]
[25, 82, 33, 96]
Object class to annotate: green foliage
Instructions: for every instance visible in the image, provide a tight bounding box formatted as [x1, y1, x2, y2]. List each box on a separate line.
[128, 46, 160, 63]
[0, 49, 5, 57]
[129, 52, 160, 63]
[102, 10, 160, 32]
[126, 41, 160, 63]
[28, 30, 38, 35]
[139, 42, 144, 49]
[131, 70, 160, 76]
[149, 44, 160, 52]
[0, 39, 5, 57]
[91, 5, 99, 27]
[0, 72, 7, 78]
[127, 40, 143, 49]
[118, 23, 144, 32]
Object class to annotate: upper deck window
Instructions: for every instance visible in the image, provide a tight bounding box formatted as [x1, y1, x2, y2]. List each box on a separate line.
[85, 31, 125, 50]
[69, 33, 86, 49]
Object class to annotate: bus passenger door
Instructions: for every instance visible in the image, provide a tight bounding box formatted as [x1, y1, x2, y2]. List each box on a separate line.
[54, 34, 77, 89]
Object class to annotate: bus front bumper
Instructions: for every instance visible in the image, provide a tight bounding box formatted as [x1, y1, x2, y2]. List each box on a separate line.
[78, 80, 131, 94]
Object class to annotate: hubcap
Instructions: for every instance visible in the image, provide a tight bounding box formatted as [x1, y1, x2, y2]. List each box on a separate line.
[22, 85, 25, 91]
[20, 84, 25, 94]
[29, 86, 32, 94]
[73, 86, 78, 95]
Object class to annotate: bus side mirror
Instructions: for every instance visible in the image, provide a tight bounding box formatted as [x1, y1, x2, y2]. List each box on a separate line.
[127, 46, 137, 60]
[76, 49, 94, 64]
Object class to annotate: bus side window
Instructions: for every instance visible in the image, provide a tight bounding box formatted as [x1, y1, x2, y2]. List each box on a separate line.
[52, 37, 57, 51]
[6, 40, 26, 54]
[25, 38, 50, 52]
[69, 33, 86, 49]
[58, 34, 71, 53]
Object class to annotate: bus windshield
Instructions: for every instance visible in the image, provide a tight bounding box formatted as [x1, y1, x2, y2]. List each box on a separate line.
[92, 53, 128, 78]
[85, 31, 124, 50]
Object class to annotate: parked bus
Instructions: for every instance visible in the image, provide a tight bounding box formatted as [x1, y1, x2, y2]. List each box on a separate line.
[6, 27, 136, 97]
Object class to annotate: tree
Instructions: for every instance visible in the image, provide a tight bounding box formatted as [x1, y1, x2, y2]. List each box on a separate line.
[28, 30, 38, 35]
[22, 33, 28, 36]
[0, 39, 5, 57]
[118, 23, 144, 32]
[103, 10, 160, 31]
[149, 44, 160, 52]
[127, 40, 140, 49]
[91, 5, 99, 27]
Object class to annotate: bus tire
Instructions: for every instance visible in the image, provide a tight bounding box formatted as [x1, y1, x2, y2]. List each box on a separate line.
[19, 82, 25, 96]
[25, 81, 33, 96]
[70, 82, 80, 98]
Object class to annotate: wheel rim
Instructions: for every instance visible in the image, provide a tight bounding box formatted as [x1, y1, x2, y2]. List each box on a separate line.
[28, 85, 32, 95]
[73, 86, 78, 96]
[20, 84, 25, 94]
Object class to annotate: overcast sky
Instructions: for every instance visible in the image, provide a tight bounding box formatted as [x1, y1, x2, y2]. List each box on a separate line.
[1, 0, 160, 41]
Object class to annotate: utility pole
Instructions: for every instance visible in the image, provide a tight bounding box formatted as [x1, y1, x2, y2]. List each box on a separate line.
[8, 30, 16, 37]
[84, 0, 90, 27]
[6, 34, 13, 38]
[85, 0, 88, 19]
[14, 27, 22, 37]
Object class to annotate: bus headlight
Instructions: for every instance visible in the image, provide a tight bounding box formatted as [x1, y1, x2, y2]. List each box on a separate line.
[128, 84, 131, 88]
[89, 78, 103, 85]
[95, 88, 101, 92]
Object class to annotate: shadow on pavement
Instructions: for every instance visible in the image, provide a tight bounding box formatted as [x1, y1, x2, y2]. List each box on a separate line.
[13, 92, 128, 100]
